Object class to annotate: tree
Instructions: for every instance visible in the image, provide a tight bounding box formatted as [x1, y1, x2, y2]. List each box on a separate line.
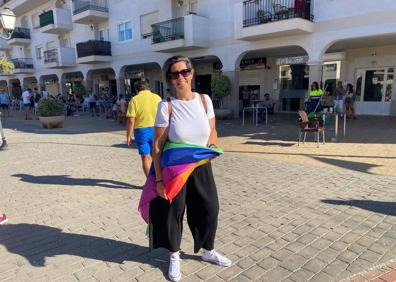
[211, 74, 231, 109]
[0, 57, 14, 75]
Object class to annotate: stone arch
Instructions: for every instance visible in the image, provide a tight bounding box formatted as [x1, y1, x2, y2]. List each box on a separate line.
[39, 74, 59, 97]
[85, 67, 117, 97]
[61, 71, 84, 97]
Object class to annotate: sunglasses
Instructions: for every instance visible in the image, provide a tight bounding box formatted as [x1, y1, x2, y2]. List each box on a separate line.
[168, 68, 192, 80]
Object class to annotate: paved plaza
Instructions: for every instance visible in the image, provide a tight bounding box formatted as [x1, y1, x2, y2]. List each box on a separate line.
[1, 114, 396, 282]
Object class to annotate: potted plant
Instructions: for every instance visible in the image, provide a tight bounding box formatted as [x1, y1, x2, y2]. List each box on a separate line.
[37, 98, 65, 128]
[211, 74, 232, 119]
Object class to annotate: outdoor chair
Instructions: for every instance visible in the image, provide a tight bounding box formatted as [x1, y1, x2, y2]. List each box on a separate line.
[297, 110, 325, 148]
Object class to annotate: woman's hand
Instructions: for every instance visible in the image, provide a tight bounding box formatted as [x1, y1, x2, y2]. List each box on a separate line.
[156, 182, 168, 200]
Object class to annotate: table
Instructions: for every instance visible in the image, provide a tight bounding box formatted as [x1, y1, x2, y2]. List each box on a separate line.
[320, 112, 346, 140]
[242, 106, 268, 126]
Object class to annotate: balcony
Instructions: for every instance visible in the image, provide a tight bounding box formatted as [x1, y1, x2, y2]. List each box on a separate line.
[76, 40, 112, 64]
[235, 0, 314, 40]
[72, 0, 109, 24]
[151, 14, 209, 53]
[38, 9, 73, 34]
[2, 0, 49, 15]
[10, 58, 34, 74]
[43, 48, 76, 68]
[8, 27, 31, 45]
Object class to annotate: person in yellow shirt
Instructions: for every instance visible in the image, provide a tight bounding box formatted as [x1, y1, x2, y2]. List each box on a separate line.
[126, 80, 162, 176]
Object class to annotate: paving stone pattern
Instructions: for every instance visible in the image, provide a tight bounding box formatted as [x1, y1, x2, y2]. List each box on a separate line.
[0, 118, 396, 281]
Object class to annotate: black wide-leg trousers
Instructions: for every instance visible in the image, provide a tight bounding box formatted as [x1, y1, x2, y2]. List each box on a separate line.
[149, 162, 219, 253]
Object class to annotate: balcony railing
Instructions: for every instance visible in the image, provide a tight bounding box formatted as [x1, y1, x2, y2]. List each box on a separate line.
[44, 49, 58, 64]
[11, 58, 34, 69]
[151, 17, 184, 44]
[72, 0, 109, 15]
[39, 10, 54, 27]
[10, 27, 31, 39]
[76, 40, 111, 57]
[243, 0, 313, 27]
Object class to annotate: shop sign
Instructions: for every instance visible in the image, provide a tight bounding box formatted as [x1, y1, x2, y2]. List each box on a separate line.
[240, 57, 267, 69]
[277, 56, 308, 65]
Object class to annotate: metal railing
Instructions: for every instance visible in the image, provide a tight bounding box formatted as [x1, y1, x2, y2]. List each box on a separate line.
[151, 17, 184, 44]
[10, 27, 31, 39]
[76, 40, 111, 57]
[11, 58, 34, 69]
[243, 0, 313, 27]
[40, 10, 55, 27]
[44, 49, 58, 64]
[72, 0, 109, 15]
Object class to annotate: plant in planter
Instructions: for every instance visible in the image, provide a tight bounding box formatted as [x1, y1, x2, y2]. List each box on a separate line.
[211, 74, 232, 119]
[37, 98, 65, 129]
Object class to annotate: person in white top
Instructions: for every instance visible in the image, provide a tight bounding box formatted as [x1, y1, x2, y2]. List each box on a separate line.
[151, 56, 231, 282]
[41, 87, 49, 99]
[22, 88, 31, 120]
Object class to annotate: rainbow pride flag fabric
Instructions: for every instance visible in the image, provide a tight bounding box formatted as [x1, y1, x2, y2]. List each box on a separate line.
[138, 142, 223, 223]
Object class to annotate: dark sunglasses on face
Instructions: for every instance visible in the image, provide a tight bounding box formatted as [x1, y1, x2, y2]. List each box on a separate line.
[168, 68, 192, 80]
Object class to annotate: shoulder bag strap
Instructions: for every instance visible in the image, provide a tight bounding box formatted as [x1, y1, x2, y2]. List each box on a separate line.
[199, 94, 208, 114]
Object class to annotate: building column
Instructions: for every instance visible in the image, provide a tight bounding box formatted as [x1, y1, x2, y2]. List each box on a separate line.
[221, 69, 240, 118]
[307, 61, 323, 88]
[116, 76, 126, 98]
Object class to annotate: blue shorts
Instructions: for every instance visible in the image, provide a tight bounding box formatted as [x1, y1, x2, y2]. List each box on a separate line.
[134, 127, 154, 156]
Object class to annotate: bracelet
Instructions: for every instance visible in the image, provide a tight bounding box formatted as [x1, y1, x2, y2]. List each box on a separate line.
[155, 179, 163, 183]
[208, 144, 217, 148]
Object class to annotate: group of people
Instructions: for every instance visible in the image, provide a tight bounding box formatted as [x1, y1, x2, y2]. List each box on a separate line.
[308, 81, 357, 118]
[126, 56, 231, 281]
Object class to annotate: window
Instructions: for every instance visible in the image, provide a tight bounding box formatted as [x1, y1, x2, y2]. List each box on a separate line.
[118, 21, 132, 42]
[35, 45, 44, 60]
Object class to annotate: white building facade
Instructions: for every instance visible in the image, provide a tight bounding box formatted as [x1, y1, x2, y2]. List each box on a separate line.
[1, 0, 396, 116]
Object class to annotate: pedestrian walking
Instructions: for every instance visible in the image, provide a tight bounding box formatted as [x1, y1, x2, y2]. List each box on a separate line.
[126, 80, 161, 176]
[0, 89, 10, 117]
[149, 55, 231, 281]
[22, 88, 31, 120]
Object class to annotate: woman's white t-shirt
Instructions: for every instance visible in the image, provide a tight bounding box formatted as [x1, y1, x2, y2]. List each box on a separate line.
[155, 93, 215, 147]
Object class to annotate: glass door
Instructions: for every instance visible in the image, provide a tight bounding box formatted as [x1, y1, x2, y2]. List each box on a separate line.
[355, 67, 394, 115]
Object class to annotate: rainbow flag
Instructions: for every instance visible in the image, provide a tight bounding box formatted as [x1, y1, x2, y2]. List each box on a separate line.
[138, 142, 223, 223]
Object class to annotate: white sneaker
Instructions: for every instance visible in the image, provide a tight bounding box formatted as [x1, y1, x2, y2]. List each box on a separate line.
[202, 250, 232, 267]
[168, 253, 181, 282]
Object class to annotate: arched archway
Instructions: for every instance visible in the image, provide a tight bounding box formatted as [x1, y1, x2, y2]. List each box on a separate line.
[85, 68, 117, 97]
[120, 62, 162, 97]
[39, 74, 59, 97]
[320, 34, 396, 116]
[235, 45, 309, 114]
[61, 71, 84, 97]
[23, 77, 38, 93]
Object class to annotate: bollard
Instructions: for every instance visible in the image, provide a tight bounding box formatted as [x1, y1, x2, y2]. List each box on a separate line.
[0, 111, 7, 150]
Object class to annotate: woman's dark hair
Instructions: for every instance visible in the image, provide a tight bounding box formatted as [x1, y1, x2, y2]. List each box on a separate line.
[311, 81, 319, 90]
[347, 83, 353, 92]
[163, 55, 193, 84]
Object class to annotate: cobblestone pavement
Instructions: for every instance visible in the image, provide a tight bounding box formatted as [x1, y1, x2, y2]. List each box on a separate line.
[1, 115, 396, 282]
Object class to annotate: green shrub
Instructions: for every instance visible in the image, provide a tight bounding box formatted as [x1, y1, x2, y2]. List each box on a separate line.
[37, 98, 64, 117]
[211, 74, 231, 108]
[74, 84, 85, 98]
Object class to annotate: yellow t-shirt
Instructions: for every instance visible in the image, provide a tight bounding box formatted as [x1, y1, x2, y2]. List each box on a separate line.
[126, 90, 161, 128]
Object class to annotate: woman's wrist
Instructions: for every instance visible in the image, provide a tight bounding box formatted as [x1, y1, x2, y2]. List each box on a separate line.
[208, 144, 217, 148]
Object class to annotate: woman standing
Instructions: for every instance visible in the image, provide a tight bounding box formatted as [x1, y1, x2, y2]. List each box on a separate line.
[345, 83, 357, 119]
[150, 56, 231, 281]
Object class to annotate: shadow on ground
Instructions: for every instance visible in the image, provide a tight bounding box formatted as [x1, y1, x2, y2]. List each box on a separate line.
[12, 174, 140, 190]
[322, 199, 396, 216]
[311, 157, 381, 174]
[0, 223, 171, 278]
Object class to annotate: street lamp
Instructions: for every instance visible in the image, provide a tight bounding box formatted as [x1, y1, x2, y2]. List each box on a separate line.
[0, 8, 16, 40]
